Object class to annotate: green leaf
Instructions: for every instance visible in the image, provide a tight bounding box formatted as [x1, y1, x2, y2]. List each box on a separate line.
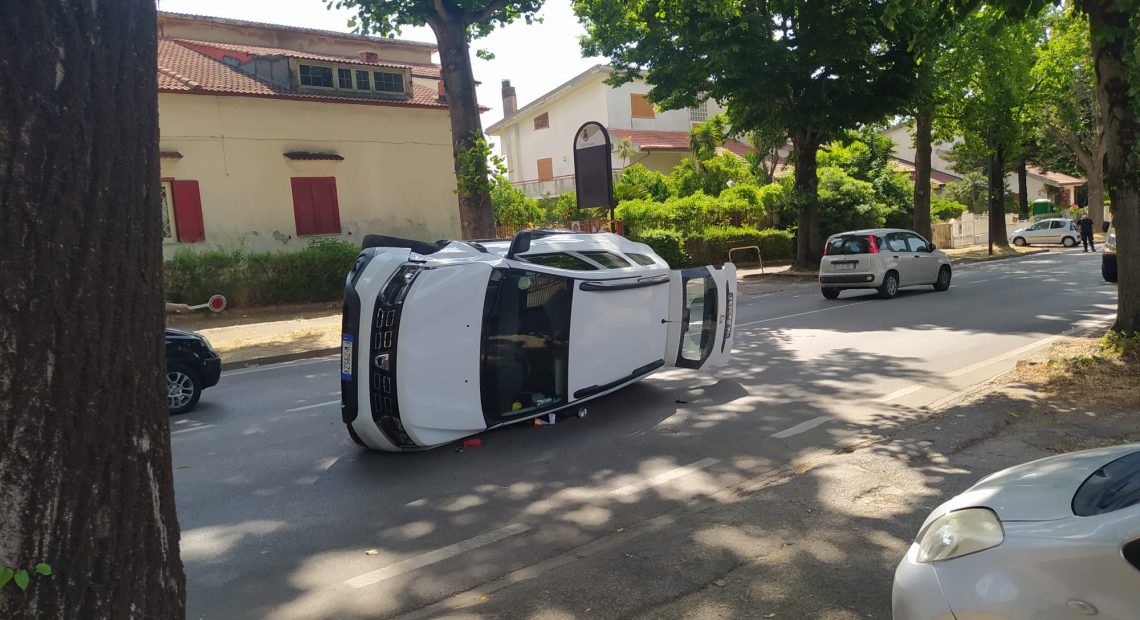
[35, 563, 52, 576]
[14, 570, 29, 591]
[0, 566, 13, 589]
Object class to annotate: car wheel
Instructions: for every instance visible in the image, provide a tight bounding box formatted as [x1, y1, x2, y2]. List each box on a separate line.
[933, 266, 952, 291]
[347, 424, 367, 447]
[821, 287, 841, 300]
[877, 271, 899, 299]
[167, 364, 202, 414]
[1062, 236, 1077, 247]
[1012, 237, 1026, 247]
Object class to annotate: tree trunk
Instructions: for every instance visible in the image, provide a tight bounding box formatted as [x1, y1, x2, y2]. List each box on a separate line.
[792, 127, 823, 270]
[988, 148, 1010, 254]
[1017, 158, 1029, 221]
[0, 2, 185, 617]
[431, 18, 495, 240]
[1083, 0, 1139, 333]
[912, 107, 933, 241]
[1087, 168, 1106, 227]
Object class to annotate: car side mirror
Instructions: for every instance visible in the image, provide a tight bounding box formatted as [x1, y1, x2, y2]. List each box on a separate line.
[506, 230, 532, 259]
[928, 242, 937, 252]
[1103, 221, 1111, 233]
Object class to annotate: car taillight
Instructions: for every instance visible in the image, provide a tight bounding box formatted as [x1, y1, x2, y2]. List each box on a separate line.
[823, 241, 829, 256]
[868, 236, 879, 254]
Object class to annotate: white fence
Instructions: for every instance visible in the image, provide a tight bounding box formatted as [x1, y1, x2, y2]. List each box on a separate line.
[932, 212, 1022, 249]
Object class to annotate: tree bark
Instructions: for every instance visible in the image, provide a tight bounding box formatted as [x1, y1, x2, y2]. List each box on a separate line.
[912, 107, 933, 241]
[988, 148, 1010, 254]
[1082, 0, 1139, 333]
[430, 17, 495, 240]
[1087, 168, 1106, 226]
[792, 127, 823, 269]
[1017, 158, 1029, 221]
[0, 2, 185, 617]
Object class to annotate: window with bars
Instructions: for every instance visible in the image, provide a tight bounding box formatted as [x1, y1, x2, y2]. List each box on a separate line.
[355, 70, 370, 90]
[689, 101, 708, 122]
[338, 68, 353, 89]
[373, 71, 405, 93]
[299, 64, 334, 88]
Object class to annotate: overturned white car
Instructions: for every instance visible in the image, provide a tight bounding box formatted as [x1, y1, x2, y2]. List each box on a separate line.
[340, 230, 737, 451]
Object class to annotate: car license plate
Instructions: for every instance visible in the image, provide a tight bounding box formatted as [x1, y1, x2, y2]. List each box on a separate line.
[341, 335, 353, 381]
[834, 262, 857, 271]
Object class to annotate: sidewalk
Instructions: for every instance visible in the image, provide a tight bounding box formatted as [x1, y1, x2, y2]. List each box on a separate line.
[178, 244, 1055, 370]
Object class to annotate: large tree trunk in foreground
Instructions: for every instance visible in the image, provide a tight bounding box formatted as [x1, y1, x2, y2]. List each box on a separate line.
[1087, 166, 1107, 228]
[988, 148, 1010, 254]
[0, 3, 185, 617]
[912, 108, 933, 241]
[1083, 0, 1139, 333]
[1017, 158, 1029, 221]
[792, 127, 823, 270]
[431, 17, 495, 240]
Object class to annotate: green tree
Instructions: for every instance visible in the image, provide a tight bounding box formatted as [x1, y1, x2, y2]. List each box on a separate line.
[688, 114, 729, 169]
[1032, 3, 1109, 227]
[331, 0, 545, 239]
[744, 127, 787, 185]
[944, 172, 990, 213]
[574, 0, 923, 269]
[613, 136, 637, 169]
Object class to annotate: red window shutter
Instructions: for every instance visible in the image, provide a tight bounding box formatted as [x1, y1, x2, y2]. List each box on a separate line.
[291, 177, 340, 236]
[171, 180, 205, 242]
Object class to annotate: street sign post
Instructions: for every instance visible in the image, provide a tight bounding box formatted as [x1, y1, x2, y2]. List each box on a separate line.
[573, 121, 616, 231]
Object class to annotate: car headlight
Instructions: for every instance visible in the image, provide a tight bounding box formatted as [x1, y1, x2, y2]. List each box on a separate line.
[915, 508, 1004, 563]
[199, 336, 217, 356]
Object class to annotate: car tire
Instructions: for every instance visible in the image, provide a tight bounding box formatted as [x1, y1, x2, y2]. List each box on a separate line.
[877, 271, 900, 299]
[347, 424, 367, 447]
[167, 364, 202, 414]
[1012, 237, 1026, 247]
[1062, 236, 1077, 247]
[821, 287, 841, 300]
[933, 266, 952, 291]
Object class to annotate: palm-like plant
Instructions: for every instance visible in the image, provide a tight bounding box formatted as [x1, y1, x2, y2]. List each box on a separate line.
[614, 136, 637, 169]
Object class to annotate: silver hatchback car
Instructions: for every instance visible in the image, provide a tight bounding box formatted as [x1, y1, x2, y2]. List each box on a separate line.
[818, 228, 952, 299]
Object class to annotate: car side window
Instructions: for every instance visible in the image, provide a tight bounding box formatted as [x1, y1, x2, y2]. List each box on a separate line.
[626, 253, 657, 266]
[905, 234, 931, 253]
[580, 251, 632, 269]
[886, 233, 909, 253]
[1051, 220, 1067, 229]
[1027, 222, 1043, 231]
[517, 252, 597, 271]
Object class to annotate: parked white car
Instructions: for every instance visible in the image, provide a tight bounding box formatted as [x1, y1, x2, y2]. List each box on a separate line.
[340, 230, 737, 451]
[818, 228, 952, 300]
[893, 444, 1140, 620]
[1008, 217, 1079, 247]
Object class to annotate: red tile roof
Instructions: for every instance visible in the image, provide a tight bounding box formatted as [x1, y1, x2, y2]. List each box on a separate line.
[172, 38, 442, 79]
[890, 157, 962, 186]
[1026, 164, 1085, 186]
[609, 129, 754, 157]
[156, 39, 447, 109]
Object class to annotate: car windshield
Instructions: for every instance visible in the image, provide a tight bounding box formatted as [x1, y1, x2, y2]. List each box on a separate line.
[480, 270, 572, 422]
[826, 235, 875, 256]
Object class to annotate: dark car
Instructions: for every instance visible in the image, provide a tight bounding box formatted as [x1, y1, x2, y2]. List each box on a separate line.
[166, 328, 221, 414]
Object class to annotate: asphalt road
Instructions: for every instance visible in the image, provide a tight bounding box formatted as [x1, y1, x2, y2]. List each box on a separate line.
[172, 249, 1116, 619]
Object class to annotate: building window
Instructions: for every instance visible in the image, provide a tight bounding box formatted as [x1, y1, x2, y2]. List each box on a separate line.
[161, 179, 206, 242]
[537, 158, 554, 182]
[373, 71, 405, 94]
[631, 94, 655, 119]
[534, 112, 550, 130]
[689, 101, 708, 122]
[290, 177, 341, 236]
[355, 70, 370, 90]
[338, 68, 353, 89]
[299, 64, 334, 88]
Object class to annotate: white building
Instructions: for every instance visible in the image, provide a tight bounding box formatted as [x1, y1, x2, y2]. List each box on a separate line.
[485, 65, 752, 197]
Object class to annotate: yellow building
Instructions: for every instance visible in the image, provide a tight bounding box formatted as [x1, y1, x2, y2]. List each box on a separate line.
[156, 12, 460, 256]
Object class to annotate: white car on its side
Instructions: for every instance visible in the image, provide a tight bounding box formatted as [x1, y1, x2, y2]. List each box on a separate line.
[1008, 217, 1079, 247]
[893, 444, 1140, 620]
[818, 228, 952, 300]
[340, 230, 737, 451]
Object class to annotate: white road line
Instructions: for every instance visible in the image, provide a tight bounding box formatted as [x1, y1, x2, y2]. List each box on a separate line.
[224, 356, 338, 377]
[286, 399, 340, 412]
[171, 424, 215, 436]
[947, 335, 1067, 378]
[345, 523, 530, 589]
[736, 300, 873, 329]
[610, 458, 720, 497]
[771, 416, 831, 439]
[874, 384, 925, 403]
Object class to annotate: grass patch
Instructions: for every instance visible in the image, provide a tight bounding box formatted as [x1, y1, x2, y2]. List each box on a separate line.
[1011, 333, 1140, 408]
[942, 244, 1042, 262]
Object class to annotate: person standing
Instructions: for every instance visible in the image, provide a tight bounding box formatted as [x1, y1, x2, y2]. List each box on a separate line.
[1077, 213, 1096, 252]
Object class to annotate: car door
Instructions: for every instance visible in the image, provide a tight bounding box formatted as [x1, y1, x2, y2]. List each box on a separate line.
[905, 233, 939, 283]
[884, 232, 917, 285]
[664, 264, 737, 370]
[1044, 219, 1066, 243]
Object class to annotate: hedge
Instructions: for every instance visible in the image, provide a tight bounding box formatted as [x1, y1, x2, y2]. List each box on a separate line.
[626, 229, 689, 268]
[685, 226, 795, 267]
[165, 238, 359, 308]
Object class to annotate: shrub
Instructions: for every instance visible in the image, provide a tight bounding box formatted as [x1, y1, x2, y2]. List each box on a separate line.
[491, 178, 543, 227]
[668, 192, 722, 236]
[669, 153, 757, 198]
[817, 166, 884, 236]
[715, 184, 768, 228]
[931, 196, 967, 221]
[685, 226, 795, 266]
[616, 198, 674, 235]
[616, 164, 672, 202]
[627, 229, 688, 268]
[164, 238, 359, 308]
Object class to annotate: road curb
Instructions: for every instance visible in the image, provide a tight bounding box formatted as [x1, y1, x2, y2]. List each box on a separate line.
[950, 248, 1050, 265]
[221, 347, 340, 371]
[740, 271, 818, 282]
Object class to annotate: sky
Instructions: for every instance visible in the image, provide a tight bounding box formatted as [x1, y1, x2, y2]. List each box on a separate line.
[157, 0, 607, 131]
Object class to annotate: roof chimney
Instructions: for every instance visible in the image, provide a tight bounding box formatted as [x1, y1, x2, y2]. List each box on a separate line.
[502, 79, 517, 115]
[358, 51, 380, 64]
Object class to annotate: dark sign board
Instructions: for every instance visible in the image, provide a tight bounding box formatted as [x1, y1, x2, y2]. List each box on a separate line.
[573, 122, 615, 216]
